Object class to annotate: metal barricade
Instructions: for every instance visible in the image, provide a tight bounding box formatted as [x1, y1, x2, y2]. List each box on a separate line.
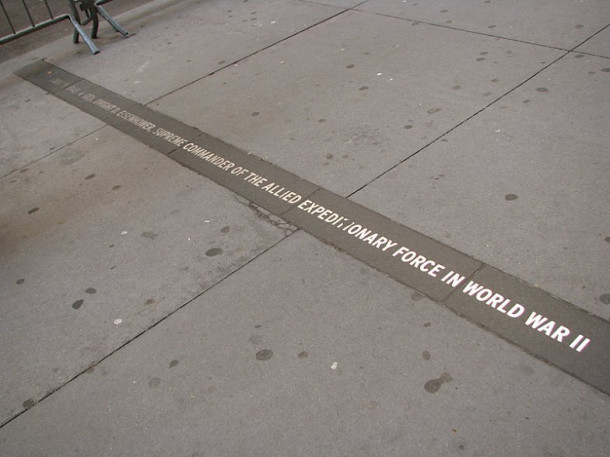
[0, 0, 128, 54]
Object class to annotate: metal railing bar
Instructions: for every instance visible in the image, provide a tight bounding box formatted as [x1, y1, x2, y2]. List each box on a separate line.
[19, 0, 36, 28]
[0, 14, 69, 44]
[43, 0, 55, 20]
[0, 0, 17, 35]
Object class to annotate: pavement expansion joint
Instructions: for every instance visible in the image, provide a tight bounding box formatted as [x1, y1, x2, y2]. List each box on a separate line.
[347, 50, 573, 198]
[355, 8, 575, 53]
[14, 59, 610, 397]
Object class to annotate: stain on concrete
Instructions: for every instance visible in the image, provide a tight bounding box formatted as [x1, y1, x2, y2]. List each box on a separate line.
[205, 247, 223, 257]
[424, 372, 452, 393]
[141, 231, 158, 240]
[256, 349, 273, 361]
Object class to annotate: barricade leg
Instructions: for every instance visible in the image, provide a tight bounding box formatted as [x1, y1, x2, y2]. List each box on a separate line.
[67, 13, 100, 54]
[95, 2, 129, 37]
[67, 0, 128, 53]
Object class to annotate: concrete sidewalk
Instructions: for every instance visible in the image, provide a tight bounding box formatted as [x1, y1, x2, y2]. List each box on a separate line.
[1, 0, 609, 455]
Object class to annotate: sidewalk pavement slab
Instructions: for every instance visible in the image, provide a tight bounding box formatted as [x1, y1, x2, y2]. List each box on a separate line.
[353, 51, 610, 319]
[0, 122, 289, 425]
[48, 0, 346, 104]
[357, 0, 610, 50]
[17, 59, 609, 393]
[0, 232, 608, 456]
[0, 0, 609, 454]
[151, 10, 564, 196]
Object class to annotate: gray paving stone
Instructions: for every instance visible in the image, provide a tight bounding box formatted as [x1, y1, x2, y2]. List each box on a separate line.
[152, 10, 562, 196]
[49, 0, 345, 103]
[357, 0, 610, 49]
[0, 76, 103, 178]
[576, 26, 610, 57]
[0, 127, 287, 425]
[0, 232, 608, 457]
[353, 53, 610, 320]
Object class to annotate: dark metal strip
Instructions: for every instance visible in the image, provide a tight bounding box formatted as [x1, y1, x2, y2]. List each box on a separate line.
[15, 60, 610, 396]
